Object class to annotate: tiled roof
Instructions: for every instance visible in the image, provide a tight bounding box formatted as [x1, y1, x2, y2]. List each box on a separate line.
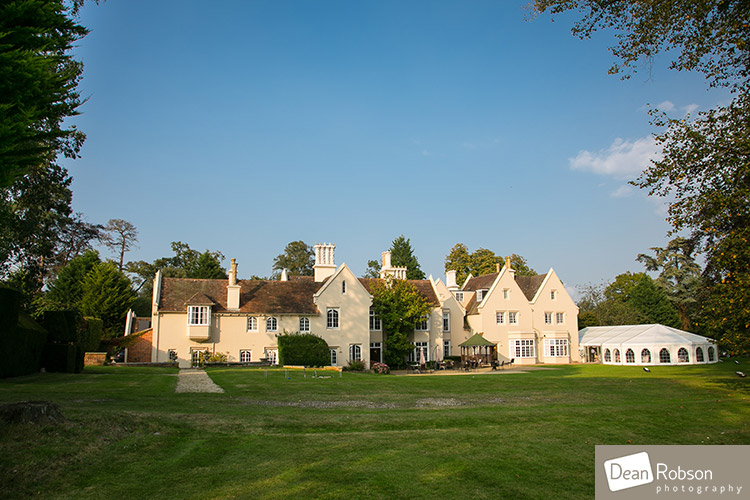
[159, 277, 323, 315]
[159, 275, 442, 315]
[358, 278, 440, 306]
[515, 274, 547, 301]
[463, 273, 498, 291]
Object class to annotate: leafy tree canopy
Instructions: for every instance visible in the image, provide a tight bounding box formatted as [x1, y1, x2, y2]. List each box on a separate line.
[445, 244, 537, 284]
[0, 0, 89, 188]
[100, 219, 138, 271]
[40, 249, 100, 312]
[389, 235, 425, 280]
[370, 277, 432, 367]
[272, 240, 313, 278]
[637, 237, 702, 330]
[533, 0, 750, 90]
[362, 259, 381, 279]
[80, 261, 135, 335]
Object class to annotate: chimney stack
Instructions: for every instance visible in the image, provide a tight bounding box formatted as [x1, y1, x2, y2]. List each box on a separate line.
[227, 258, 240, 310]
[314, 243, 337, 282]
[379, 250, 407, 280]
[446, 269, 458, 290]
[505, 255, 514, 275]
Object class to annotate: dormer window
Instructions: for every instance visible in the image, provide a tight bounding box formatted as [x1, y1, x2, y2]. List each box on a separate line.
[454, 291, 464, 302]
[188, 306, 210, 326]
[476, 290, 486, 301]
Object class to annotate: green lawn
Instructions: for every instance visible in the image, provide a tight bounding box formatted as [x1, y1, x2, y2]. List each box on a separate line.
[1, 362, 748, 499]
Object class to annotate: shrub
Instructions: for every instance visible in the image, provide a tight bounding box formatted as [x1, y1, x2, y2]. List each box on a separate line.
[0, 287, 48, 378]
[371, 362, 390, 374]
[42, 343, 77, 373]
[345, 359, 366, 371]
[277, 332, 330, 367]
[79, 317, 103, 352]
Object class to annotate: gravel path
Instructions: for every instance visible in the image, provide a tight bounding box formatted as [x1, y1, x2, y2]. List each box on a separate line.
[175, 368, 224, 393]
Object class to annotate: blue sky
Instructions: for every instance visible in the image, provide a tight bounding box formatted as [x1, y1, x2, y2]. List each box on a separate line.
[63, 0, 728, 295]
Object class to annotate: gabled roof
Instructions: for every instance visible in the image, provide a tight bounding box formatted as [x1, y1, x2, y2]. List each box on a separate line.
[514, 274, 547, 301]
[358, 278, 440, 306]
[159, 277, 323, 315]
[463, 272, 498, 291]
[159, 274, 442, 315]
[185, 292, 216, 306]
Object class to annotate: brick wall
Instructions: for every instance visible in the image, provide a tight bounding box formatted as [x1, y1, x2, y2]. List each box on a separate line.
[127, 328, 153, 362]
[84, 352, 106, 366]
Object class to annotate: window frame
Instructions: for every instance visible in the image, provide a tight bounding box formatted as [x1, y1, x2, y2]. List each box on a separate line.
[442, 310, 450, 332]
[246, 316, 258, 332]
[659, 348, 671, 364]
[454, 291, 464, 302]
[496, 311, 505, 325]
[443, 340, 451, 358]
[641, 348, 651, 363]
[299, 317, 310, 332]
[508, 311, 518, 325]
[349, 344, 361, 361]
[266, 316, 278, 332]
[415, 314, 429, 331]
[625, 348, 635, 363]
[503, 288, 510, 299]
[544, 339, 568, 357]
[369, 308, 381, 331]
[239, 350, 252, 363]
[330, 349, 337, 366]
[544, 312, 553, 324]
[556, 312, 564, 324]
[511, 339, 535, 358]
[327, 308, 340, 329]
[188, 305, 210, 326]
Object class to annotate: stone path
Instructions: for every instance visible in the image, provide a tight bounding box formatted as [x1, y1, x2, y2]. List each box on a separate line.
[175, 368, 224, 393]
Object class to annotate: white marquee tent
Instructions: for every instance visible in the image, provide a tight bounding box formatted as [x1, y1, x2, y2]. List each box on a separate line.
[579, 324, 718, 366]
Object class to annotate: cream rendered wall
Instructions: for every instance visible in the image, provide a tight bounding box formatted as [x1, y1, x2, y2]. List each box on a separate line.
[475, 268, 536, 365]
[152, 310, 284, 368]
[313, 264, 372, 367]
[531, 270, 580, 364]
[432, 278, 468, 357]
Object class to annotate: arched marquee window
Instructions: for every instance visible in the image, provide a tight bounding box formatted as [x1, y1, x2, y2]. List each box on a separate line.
[678, 347, 689, 363]
[641, 349, 651, 363]
[708, 346, 715, 362]
[604, 349, 611, 363]
[696, 347, 704, 363]
[614, 349, 621, 363]
[625, 349, 635, 363]
[659, 348, 671, 364]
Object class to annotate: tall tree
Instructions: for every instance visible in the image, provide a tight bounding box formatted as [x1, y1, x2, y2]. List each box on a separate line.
[532, 1, 750, 90]
[362, 259, 381, 279]
[533, 0, 750, 350]
[272, 241, 314, 278]
[637, 237, 702, 330]
[40, 249, 100, 312]
[390, 235, 425, 280]
[0, 0, 88, 188]
[369, 277, 432, 368]
[445, 243, 472, 285]
[80, 261, 135, 335]
[445, 244, 537, 283]
[628, 276, 681, 328]
[100, 219, 138, 271]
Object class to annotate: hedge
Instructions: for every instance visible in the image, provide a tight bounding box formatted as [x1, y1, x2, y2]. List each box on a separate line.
[277, 332, 330, 367]
[0, 287, 48, 378]
[42, 343, 77, 373]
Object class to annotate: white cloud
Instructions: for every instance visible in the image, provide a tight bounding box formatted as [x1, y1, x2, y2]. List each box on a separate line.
[682, 103, 699, 116]
[610, 184, 634, 198]
[656, 100, 675, 112]
[570, 136, 662, 180]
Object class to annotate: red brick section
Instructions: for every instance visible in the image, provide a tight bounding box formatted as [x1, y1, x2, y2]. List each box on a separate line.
[127, 328, 153, 362]
[84, 352, 106, 366]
